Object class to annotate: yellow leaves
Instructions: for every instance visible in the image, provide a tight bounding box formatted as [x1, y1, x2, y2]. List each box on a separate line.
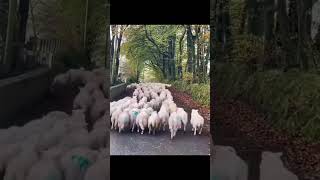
[202, 32, 210, 42]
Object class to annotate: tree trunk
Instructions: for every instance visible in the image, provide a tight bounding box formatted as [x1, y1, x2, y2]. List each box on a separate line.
[110, 34, 115, 80]
[105, 0, 110, 98]
[106, 2, 110, 70]
[136, 58, 139, 82]
[18, 0, 29, 43]
[168, 35, 176, 81]
[12, 0, 30, 72]
[210, 0, 217, 64]
[297, 0, 310, 70]
[178, 27, 186, 79]
[192, 33, 196, 82]
[112, 27, 124, 84]
[163, 53, 169, 79]
[278, 0, 298, 69]
[262, 0, 275, 69]
[239, 2, 247, 34]
[196, 26, 201, 83]
[205, 42, 210, 81]
[215, 0, 225, 62]
[186, 25, 193, 73]
[247, 0, 264, 36]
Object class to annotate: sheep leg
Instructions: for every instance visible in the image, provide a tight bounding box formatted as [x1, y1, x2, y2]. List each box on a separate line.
[131, 124, 135, 132]
[199, 126, 203, 135]
[170, 130, 174, 139]
[194, 127, 197, 135]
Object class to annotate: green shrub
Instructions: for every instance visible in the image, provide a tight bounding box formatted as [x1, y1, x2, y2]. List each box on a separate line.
[231, 35, 264, 63]
[215, 62, 320, 142]
[172, 81, 210, 107]
[183, 72, 193, 84]
[127, 76, 137, 84]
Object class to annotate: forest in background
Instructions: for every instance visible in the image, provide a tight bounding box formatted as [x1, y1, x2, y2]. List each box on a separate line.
[0, 0, 107, 74]
[110, 25, 210, 106]
[211, 0, 320, 141]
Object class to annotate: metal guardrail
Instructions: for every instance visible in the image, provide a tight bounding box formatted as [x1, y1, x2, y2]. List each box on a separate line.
[32, 38, 62, 68]
[0, 38, 62, 79]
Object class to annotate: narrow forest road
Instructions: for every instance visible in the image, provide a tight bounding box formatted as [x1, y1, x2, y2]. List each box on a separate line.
[110, 85, 211, 155]
[110, 126, 210, 155]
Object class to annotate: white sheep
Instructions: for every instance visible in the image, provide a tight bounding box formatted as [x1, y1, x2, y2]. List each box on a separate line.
[148, 111, 160, 135]
[129, 108, 140, 132]
[190, 109, 204, 135]
[84, 82, 101, 95]
[58, 129, 91, 149]
[89, 98, 108, 124]
[26, 158, 63, 180]
[168, 101, 177, 115]
[136, 110, 149, 134]
[140, 97, 147, 104]
[0, 143, 21, 173]
[89, 127, 107, 150]
[0, 127, 20, 144]
[168, 112, 181, 139]
[43, 111, 69, 122]
[38, 120, 69, 151]
[51, 73, 70, 88]
[111, 108, 122, 130]
[84, 149, 109, 180]
[60, 147, 98, 180]
[73, 87, 94, 110]
[67, 109, 87, 131]
[68, 69, 87, 85]
[117, 111, 130, 133]
[4, 145, 39, 180]
[158, 105, 169, 131]
[82, 71, 96, 84]
[176, 108, 188, 132]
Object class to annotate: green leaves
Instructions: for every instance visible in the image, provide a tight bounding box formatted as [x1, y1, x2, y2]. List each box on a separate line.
[172, 80, 210, 107]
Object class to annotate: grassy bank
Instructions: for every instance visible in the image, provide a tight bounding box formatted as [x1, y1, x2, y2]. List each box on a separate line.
[170, 81, 210, 108]
[215, 63, 320, 142]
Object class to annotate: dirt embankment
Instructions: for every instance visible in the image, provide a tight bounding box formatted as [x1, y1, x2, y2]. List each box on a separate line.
[168, 87, 210, 136]
[213, 97, 320, 180]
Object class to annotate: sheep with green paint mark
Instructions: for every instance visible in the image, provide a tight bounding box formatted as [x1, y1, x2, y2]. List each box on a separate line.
[129, 108, 140, 132]
[60, 147, 98, 180]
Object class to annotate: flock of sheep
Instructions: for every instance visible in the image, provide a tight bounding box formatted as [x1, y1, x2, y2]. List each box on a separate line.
[0, 68, 108, 180]
[110, 83, 205, 139]
[0, 68, 207, 179]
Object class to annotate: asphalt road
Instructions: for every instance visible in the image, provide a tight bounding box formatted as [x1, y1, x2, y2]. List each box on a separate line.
[110, 127, 210, 155]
